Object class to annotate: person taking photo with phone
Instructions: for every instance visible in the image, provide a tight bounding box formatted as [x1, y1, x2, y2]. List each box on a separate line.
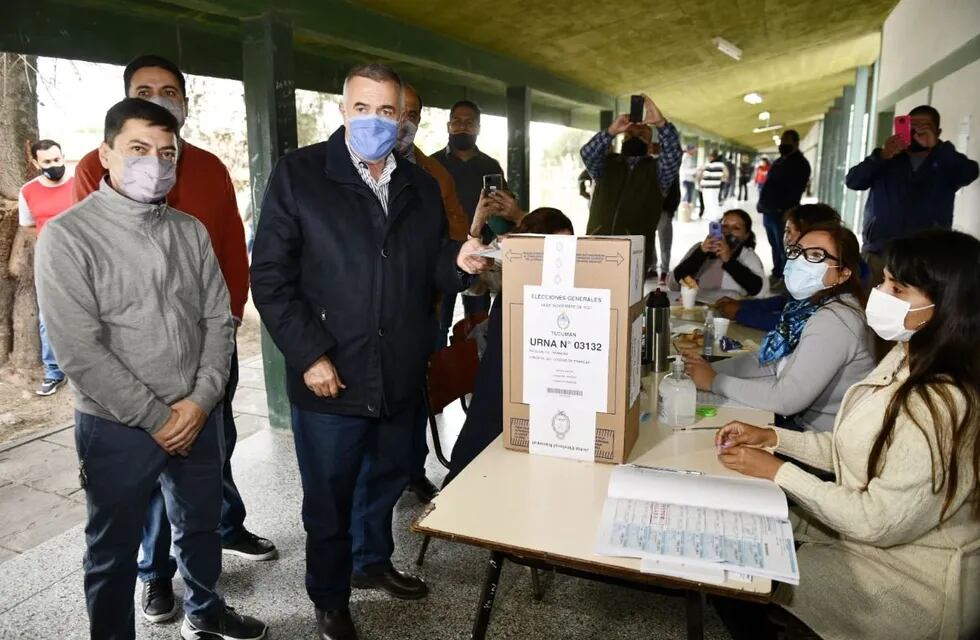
[668, 208, 765, 298]
[579, 94, 682, 282]
[846, 105, 978, 284]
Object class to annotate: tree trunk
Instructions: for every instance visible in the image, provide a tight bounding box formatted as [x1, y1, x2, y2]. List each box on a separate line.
[0, 52, 39, 371]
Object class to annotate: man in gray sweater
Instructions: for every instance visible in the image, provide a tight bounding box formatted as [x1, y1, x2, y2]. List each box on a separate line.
[34, 98, 267, 640]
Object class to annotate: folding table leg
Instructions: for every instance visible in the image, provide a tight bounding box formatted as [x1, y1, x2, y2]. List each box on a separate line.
[685, 590, 705, 640]
[530, 567, 544, 601]
[415, 535, 431, 567]
[471, 551, 505, 640]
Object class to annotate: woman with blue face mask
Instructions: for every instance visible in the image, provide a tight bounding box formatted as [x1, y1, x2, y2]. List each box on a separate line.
[708, 228, 980, 640]
[683, 217, 876, 431]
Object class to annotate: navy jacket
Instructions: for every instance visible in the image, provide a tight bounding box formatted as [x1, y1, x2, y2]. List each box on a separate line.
[734, 295, 787, 332]
[757, 151, 811, 218]
[251, 127, 465, 418]
[846, 142, 978, 254]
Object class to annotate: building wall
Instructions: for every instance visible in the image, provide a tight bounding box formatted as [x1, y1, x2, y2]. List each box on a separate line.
[878, 0, 980, 100]
[876, 0, 980, 237]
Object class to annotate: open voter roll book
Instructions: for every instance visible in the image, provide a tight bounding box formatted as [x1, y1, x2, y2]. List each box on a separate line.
[595, 465, 799, 586]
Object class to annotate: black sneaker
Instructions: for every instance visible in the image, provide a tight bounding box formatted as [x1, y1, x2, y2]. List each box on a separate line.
[141, 578, 178, 623]
[35, 378, 66, 396]
[221, 530, 278, 561]
[180, 606, 268, 640]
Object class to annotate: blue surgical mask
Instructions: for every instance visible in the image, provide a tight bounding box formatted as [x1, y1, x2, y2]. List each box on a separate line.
[784, 257, 836, 300]
[347, 115, 398, 162]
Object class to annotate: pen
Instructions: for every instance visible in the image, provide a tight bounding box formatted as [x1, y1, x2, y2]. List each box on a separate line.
[625, 463, 704, 476]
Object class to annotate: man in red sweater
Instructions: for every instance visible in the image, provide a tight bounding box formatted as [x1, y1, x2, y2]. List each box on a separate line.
[72, 54, 276, 624]
[20, 139, 74, 396]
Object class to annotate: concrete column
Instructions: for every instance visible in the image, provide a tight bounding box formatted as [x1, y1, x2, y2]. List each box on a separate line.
[242, 12, 298, 428]
[506, 85, 531, 211]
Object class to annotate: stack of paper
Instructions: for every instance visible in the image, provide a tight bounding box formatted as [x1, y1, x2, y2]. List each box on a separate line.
[595, 465, 799, 585]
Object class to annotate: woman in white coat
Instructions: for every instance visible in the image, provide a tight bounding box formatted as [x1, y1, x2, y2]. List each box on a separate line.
[712, 229, 979, 640]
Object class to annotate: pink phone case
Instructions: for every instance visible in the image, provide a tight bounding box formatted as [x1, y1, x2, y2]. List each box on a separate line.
[894, 116, 912, 145]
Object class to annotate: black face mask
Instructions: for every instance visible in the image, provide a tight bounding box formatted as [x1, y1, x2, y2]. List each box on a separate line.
[42, 165, 66, 181]
[449, 132, 477, 152]
[621, 137, 649, 157]
[778, 143, 794, 156]
[907, 138, 928, 153]
[725, 234, 741, 248]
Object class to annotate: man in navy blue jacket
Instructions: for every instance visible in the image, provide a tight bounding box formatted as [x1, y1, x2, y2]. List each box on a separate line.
[846, 105, 978, 283]
[251, 63, 490, 640]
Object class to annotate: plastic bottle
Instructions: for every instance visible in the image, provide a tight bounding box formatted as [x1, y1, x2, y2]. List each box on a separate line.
[703, 308, 715, 358]
[657, 357, 697, 427]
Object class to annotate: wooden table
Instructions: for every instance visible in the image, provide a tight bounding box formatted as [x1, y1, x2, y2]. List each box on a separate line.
[414, 387, 775, 639]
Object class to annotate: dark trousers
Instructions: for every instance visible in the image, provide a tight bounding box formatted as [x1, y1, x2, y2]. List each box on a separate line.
[76, 410, 224, 640]
[138, 347, 246, 583]
[291, 403, 416, 610]
[738, 178, 749, 201]
[762, 214, 787, 278]
[697, 189, 705, 217]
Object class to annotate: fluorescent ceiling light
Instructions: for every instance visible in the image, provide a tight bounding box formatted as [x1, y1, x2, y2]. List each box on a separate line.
[712, 37, 742, 61]
[772, 135, 781, 145]
[753, 124, 784, 133]
[743, 92, 763, 104]
[758, 111, 771, 121]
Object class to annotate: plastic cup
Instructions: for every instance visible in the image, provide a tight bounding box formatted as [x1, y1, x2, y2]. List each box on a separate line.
[680, 286, 697, 310]
[713, 317, 731, 340]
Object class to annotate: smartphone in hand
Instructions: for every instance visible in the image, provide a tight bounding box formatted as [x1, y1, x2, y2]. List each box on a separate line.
[894, 115, 912, 145]
[483, 173, 504, 195]
[708, 220, 723, 240]
[629, 95, 644, 123]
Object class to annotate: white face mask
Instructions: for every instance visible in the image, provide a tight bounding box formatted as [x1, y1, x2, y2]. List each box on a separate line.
[145, 96, 186, 129]
[865, 287, 934, 342]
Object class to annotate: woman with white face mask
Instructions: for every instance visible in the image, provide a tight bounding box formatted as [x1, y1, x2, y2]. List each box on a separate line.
[709, 228, 980, 640]
[683, 215, 875, 431]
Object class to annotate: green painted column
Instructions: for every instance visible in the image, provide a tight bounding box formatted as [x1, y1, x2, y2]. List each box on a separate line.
[242, 13, 298, 428]
[599, 110, 614, 132]
[506, 85, 531, 211]
[842, 65, 871, 228]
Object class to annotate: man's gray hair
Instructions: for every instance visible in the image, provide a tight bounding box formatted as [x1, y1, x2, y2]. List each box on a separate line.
[342, 63, 404, 108]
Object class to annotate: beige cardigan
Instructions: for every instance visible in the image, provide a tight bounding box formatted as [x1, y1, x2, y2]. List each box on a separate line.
[771, 345, 979, 640]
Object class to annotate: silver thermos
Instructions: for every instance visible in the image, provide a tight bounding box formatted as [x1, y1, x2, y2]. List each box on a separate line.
[643, 288, 671, 374]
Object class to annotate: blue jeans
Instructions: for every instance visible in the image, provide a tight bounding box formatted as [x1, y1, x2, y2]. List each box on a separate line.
[763, 214, 786, 278]
[682, 180, 695, 204]
[138, 348, 247, 583]
[76, 409, 225, 640]
[38, 313, 64, 381]
[291, 403, 415, 610]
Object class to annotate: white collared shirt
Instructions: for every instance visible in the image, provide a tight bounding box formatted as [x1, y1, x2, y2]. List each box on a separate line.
[346, 139, 397, 215]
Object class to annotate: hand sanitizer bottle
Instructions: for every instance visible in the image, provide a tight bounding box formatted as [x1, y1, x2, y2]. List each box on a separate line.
[657, 357, 697, 427]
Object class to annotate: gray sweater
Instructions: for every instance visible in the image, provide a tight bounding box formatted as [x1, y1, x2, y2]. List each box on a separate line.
[34, 180, 234, 434]
[711, 296, 875, 431]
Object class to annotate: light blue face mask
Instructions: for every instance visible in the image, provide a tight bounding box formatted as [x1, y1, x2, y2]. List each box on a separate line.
[348, 115, 398, 162]
[784, 257, 837, 300]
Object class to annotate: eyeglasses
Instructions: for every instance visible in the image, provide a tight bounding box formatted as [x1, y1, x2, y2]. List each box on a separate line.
[785, 244, 840, 264]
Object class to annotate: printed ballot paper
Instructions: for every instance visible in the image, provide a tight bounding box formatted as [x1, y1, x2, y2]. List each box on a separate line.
[596, 465, 799, 585]
[502, 235, 645, 463]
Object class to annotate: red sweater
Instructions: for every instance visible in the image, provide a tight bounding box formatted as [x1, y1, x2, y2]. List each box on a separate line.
[73, 142, 249, 320]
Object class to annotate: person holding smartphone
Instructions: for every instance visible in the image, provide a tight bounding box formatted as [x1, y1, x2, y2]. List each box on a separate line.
[668, 208, 765, 298]
[846, 105, 978, 285]
[579, 93, 682, 281]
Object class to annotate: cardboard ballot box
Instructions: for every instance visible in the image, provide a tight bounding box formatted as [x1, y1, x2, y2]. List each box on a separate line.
[501, 235, 645, 464]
